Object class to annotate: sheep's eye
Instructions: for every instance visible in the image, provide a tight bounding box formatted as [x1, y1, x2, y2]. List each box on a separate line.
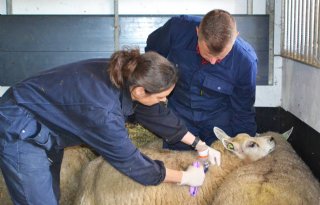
[247, 141, 258, 148]
[227, 143, 234, 150]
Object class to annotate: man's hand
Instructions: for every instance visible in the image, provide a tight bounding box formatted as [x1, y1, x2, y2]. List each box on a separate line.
[179, 165, 205, 186]
[196, 141, 221, 166]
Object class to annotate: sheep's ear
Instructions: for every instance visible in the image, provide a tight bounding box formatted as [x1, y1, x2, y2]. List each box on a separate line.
[221, 139, 235, 152]
[282, 127, 293, 140]
[213, 127, 231, 141]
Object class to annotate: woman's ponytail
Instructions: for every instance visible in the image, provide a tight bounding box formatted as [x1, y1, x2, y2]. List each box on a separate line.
[108, 49, 140, 88]
[108, 48, 178, 94]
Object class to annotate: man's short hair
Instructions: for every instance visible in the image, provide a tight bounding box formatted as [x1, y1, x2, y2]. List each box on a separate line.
[198, 9, 236, 55]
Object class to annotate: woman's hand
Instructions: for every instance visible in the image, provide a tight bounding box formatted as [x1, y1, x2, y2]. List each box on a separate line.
[196, 141, 221, 166]
[179, 165, 205, 186]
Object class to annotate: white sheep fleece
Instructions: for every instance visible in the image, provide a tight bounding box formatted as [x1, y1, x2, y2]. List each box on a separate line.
[212, 132, 320, 205]
[59, 146, 97, 205]
[72, 131, 316, 205]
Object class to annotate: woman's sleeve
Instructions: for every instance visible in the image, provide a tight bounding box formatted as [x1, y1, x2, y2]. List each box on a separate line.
[133, 102, 188, 144]
[81, 109, 166, 186]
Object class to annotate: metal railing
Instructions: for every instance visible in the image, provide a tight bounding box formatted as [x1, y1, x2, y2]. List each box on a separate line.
[281, 0, 320, 68]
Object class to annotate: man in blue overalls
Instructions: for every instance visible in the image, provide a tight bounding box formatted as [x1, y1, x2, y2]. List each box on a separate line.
[145, 9, 258, 149]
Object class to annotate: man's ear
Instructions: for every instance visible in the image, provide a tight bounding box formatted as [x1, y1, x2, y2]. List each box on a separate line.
[131, 86, 146, 99]
[196, 26, 199, 36]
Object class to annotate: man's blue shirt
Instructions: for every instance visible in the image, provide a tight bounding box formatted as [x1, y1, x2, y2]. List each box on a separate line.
[146, 15, 257, 144]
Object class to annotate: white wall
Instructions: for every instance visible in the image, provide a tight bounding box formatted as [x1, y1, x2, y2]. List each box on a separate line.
[282, 60, 320, 133]
[255, 0, 282, 107]
[0, 0, 268, 15]
[255, 56, 282, 107]
[274, 0, 320, 133]
[5, 0, 114, 14]
[117, 0, 248, 15]
[0, 87, 8, 96]
[0, 0, 6, 14]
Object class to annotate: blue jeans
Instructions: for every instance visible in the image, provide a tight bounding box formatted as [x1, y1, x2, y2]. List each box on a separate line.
[0, 96, 63, 205]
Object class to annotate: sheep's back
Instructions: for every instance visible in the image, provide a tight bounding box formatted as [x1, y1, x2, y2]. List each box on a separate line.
[212, 132, 320, 205]
[73, 139, 245, 205]
[60, 146, 97, 205]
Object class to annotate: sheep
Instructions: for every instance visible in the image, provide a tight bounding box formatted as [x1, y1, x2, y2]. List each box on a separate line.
[60, 123, 156, 205]
[0, 169, 12, 205]
[59, 145, 98, 205]
[211, 131, 320, 205]
[73, 127, 286, 205]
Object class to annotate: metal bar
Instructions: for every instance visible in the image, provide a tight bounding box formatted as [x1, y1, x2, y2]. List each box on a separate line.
[286, 0, 291, 55]
[6, 0, 12, 14]
[282, 0, 320, 68]
[305, 0, 309, 60]
[266, 0, 275, 85]
[295, 0, 299, 59]
[281, 0, 286, 54]
[315, 0, 318, 66]
[301, 0, 305, 60]
[298, 0, 301, 58]
[290, 0, 294, 58]
[290, 1, 296, 57]
[247, 0, 253, 14]
[114, 0, 120, 51]
[307, 0, 312, 62]
[317, 0, 320, 65]
[298, 0, 302, 59]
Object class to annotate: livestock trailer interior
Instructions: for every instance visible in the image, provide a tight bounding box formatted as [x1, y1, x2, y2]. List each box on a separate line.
[0, 1, 319, 203]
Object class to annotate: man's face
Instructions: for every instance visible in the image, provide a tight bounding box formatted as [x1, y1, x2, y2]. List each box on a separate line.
[196, 28, 238, 64]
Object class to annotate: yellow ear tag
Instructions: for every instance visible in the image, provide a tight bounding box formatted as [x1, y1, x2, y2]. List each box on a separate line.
[227, 143, 234, 150]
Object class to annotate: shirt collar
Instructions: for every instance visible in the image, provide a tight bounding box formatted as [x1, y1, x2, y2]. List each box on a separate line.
[196, 44, 224, 65]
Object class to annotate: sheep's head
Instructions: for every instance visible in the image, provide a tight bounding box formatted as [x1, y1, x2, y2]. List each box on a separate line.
[213, 127, 292, 162]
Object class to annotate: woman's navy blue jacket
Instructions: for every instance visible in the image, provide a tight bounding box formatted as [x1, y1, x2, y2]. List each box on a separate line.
[3, 58, 187, 185]
[145, 15, 258, 144]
